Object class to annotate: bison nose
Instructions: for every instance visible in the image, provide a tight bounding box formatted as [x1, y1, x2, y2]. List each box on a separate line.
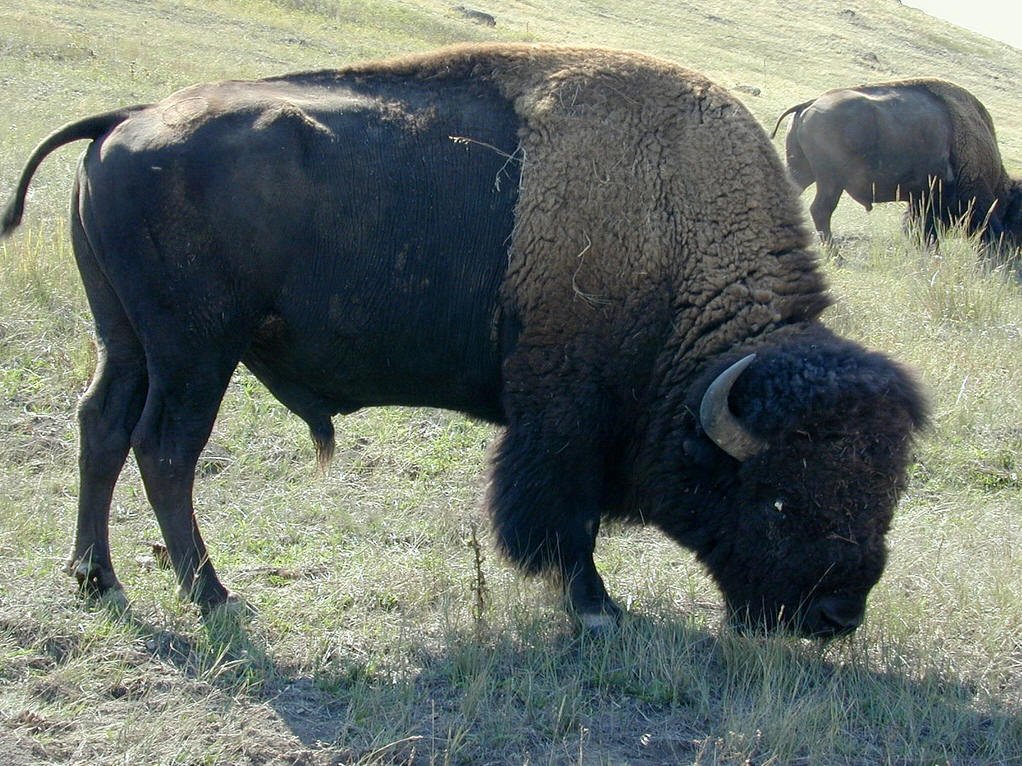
[804, 594, 865, 638]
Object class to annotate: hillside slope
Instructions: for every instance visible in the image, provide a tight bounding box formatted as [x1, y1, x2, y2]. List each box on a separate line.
[4, 0, 1021, 228]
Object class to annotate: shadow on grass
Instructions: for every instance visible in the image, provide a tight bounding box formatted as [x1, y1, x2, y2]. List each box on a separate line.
[95, 600, 1022, 764]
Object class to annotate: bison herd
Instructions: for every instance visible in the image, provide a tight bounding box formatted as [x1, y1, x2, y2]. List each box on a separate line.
[1, 42, 1015, 640]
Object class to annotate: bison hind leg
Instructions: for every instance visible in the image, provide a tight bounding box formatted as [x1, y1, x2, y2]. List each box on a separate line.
[67, 201, 149, 604]
[130, 351, 244, 610]
[809, 180, 843, 242]
[70, 350, 147, 601]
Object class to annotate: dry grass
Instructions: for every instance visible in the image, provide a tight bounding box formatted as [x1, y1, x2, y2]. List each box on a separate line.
[1, 0, 1021, 764]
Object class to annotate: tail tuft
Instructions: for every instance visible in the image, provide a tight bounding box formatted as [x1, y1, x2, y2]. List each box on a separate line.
[0, 198, 24, 239]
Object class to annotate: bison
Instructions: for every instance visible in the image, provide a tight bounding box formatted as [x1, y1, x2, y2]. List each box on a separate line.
[771, 78, 1022, 245]
[1, 44, 926, 638]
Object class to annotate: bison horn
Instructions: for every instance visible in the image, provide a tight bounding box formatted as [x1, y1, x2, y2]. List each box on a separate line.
[699, 353, 767, 461]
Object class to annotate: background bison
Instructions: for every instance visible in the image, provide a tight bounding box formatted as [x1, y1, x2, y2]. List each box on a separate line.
[1, 43, 926, 638]
[771, 78, 1022, 246]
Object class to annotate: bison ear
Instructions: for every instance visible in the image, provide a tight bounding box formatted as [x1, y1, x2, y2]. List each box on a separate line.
[699, 354, 768, 462]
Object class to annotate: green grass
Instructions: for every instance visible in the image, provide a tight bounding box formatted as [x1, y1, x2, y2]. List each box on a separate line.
[2, 1, 1022, 764]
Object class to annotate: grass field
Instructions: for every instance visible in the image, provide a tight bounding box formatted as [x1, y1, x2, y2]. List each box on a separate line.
[1, 1, 1021, 764]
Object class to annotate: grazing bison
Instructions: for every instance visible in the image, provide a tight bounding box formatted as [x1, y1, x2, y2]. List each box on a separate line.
[1, 44, 926, 637]
[771, 78, 1022, 244]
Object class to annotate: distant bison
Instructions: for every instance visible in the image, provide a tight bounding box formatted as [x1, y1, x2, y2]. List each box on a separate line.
[771, 78, 1022, 244]
[1, 44, 926, 638]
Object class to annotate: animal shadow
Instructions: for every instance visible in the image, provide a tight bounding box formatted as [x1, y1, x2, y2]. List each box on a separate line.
[95, 603, 1020, 764]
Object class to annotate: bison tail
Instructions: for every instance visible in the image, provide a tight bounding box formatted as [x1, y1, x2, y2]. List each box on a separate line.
[1, 106, 146, 239]
[769, 99, 815, 139]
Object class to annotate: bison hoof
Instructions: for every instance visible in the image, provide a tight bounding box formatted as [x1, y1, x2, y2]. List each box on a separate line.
[200, 591, 254, 618]
[67, 557, 123, 597]
[199, 592, 256, 628]
[96, 588, 130, 613]
[176, 574, 232, 611]
[575, 597, 623, 636]
[578, 611, 619, 635]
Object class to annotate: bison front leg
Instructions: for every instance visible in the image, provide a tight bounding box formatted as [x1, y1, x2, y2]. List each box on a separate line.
[487, 426, 620, 632]
[563, 517, 622, 632]
[904, 196, 941, 249]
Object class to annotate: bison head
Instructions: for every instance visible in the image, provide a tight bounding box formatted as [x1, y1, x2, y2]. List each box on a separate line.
[670, 330, 927, 638]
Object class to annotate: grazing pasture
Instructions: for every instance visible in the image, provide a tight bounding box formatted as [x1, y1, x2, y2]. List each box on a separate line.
[1, 1, 1020, 764]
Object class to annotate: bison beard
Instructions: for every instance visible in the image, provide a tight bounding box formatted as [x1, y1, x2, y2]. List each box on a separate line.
[0, 43, 927, 639]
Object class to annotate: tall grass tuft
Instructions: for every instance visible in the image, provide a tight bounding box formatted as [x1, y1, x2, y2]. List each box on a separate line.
[910, 224, 1019, 326]
[1, 226, 82, 312]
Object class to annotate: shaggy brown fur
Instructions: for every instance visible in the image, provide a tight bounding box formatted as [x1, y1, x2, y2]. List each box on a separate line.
[342, 44, 829, 385]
